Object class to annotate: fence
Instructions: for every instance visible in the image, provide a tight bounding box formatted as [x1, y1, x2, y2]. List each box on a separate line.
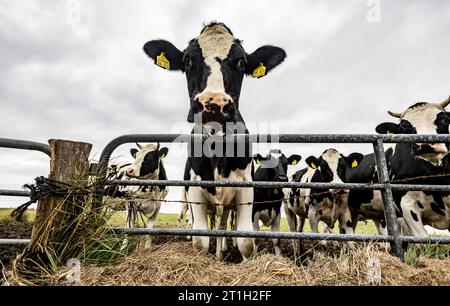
[2, 134, 450, 261]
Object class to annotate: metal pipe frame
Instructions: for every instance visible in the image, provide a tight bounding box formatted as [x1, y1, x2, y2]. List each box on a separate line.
[0, 138, 50, 157]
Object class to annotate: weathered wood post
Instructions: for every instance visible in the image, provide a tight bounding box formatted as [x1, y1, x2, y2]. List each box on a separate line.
[14, 139, 92, 280]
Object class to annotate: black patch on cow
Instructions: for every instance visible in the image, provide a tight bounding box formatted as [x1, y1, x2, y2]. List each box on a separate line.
[435, 112, 450, 134]
[340, 228, 346, 234]
[318, 210, 323, 216]
[410, 210, 419, 222]
[346, 220, 353, 228]
[431, 202, 446, 216]
[417, 201, 424, 209]
[140, 150, 161, 176]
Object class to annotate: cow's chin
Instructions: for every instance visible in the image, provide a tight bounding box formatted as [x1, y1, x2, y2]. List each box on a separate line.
[126, 171, 159, 180]
[417, 153, 446, 165]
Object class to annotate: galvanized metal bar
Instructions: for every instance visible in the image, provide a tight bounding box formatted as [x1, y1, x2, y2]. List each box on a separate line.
[0, 138, 50, 157]
[109, 179, 450, 192]
[373, 139, 404, 260]
[112, 227, 394, 242]
[0, 189, 31, 197]
[111, 228, 450, 244]
[98, 134, 450, 170]
[0, 239, 30, 246]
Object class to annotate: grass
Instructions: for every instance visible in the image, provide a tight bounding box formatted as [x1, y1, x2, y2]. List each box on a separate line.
[1, 208, 377, 235]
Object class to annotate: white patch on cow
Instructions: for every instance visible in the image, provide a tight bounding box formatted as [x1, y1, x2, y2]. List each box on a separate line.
[402, 103, 448, 164]
[196, 24, 235, 96]
[321, 149, 344, 183]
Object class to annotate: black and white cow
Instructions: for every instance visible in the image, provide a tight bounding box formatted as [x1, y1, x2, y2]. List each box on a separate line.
[375, 97, 450, 236]
[301, 149, 363, 237]
[143, 22, 286, 260]
[105, 143, 169, 248]
[343, 148, 395, 235]
[252, 149, 301, 255]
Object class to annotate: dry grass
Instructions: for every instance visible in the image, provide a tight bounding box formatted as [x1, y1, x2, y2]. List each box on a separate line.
[47, 240, 450, 286]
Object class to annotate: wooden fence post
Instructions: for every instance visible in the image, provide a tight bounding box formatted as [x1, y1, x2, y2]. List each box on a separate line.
[14, 139, 92, 279]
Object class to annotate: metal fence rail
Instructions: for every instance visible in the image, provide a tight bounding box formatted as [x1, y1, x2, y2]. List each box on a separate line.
[0, 138, 50, 156]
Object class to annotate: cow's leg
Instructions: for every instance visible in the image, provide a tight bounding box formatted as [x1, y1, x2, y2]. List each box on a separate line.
[177, 202, 188, 228]
[374, 220, 387, 235]
[145, 202, 161, 248]
[350, 210, 360, 233]
[189, 188, 210, 253]
[400, 193, 428, 237]
[230, 210, 237, 247]
[235, 189, 255, 260]
[308, 207, 320, 233]
[215, 205, 226, 261]
[338, 209, 355, 250]
[271, 212, 282, 256]
[284, 206, 300, 257]
[121, 201, 137, 250]
[220, 207, 231, 253]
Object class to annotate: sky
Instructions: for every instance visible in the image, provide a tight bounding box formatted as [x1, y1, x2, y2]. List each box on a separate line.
[1, 0, 450, 213]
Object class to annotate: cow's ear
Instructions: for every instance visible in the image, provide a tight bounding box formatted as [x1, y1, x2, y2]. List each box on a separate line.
[343, 153, 364, 168]
[287, 154, 302, 166]
[130, 148, 138, 158]
[143, 40, 184, 71]
[305, 156, 320, 169]
[375, 122, 400, 134]
[246, 45, 286, 78]
[159, 147, 169, 160]
[253, 154, 266, 165]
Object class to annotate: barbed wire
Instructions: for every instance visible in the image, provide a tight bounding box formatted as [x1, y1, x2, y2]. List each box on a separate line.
[10, 171, 450, 220]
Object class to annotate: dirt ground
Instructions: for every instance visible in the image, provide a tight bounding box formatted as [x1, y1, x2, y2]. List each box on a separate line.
[0, 221, 33, 275]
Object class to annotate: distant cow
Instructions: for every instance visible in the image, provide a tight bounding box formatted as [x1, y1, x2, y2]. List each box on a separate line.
[375, 96, 450, 236]
[144, 22, 286, 260]
[105, 143, 169, 248]
[252, 149, 301, 255]
[302, 149, 363, 236]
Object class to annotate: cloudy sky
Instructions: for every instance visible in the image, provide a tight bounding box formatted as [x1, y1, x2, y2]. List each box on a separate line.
[1, 0, 450, 212]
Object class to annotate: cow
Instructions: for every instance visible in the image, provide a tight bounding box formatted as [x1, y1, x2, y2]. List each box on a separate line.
[283, 167, 313, 257]
[104, 143, 169, 248]
[301, 149, 363, 238]
[252, 149, 301, 255]
[375, 96, 450, 236]
[143, 22, 286, 260]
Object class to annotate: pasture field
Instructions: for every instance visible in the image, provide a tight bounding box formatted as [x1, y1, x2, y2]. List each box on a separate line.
[0, 208, 378, 234]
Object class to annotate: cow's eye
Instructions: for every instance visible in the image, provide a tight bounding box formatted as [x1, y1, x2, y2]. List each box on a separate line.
[237, 58, 246, 70]
[184, 57, 192, 69]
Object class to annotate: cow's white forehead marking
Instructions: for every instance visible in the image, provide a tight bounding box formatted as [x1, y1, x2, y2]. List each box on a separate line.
[197, 25, 235, 94]
[321, 149, 343, 183]
[402, 103, 443, 134]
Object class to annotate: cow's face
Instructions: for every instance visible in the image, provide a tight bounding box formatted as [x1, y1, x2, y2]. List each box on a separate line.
[126, 143, 168, 179]
[306, 149, 363, 186]
[376, 97, 450, 163]
[254, 150, 301, 182]
[143, 22, 286, 127]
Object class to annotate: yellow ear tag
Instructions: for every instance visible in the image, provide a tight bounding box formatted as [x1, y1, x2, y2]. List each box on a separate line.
[156, 52, 170, 70]
[386, 130, 392, 135]
[291, 160, 298, 166]
[256, 159, 261, 165]
[252, 63, 266, 78]
[310, 162, 317, 169]
[160, 154, 166, 160]
[351, 160, 358, 168]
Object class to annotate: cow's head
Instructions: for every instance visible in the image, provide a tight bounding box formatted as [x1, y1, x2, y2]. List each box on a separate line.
[305, 148, 363, 191]
[376, 97, 450, 163]
[126, 143, 169, 179]
[143, 22, 286, 128]
[254, 149, 301, 182]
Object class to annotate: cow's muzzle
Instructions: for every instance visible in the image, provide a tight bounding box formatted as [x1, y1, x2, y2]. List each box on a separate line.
[414, 143, 448, 156]
[192, 92, 235, 125]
